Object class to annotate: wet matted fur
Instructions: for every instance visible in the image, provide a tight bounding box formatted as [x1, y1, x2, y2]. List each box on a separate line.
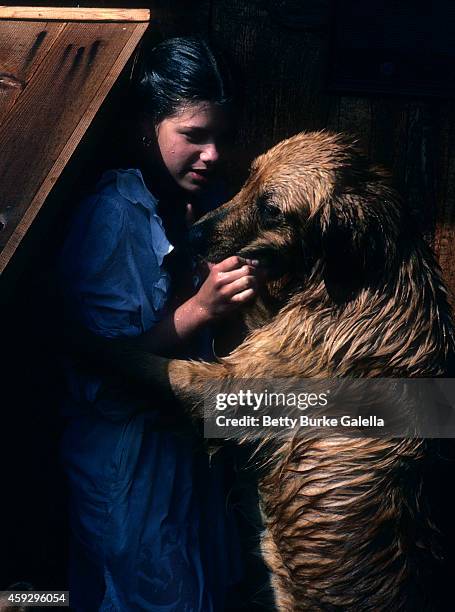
[83, 132, 455, 610]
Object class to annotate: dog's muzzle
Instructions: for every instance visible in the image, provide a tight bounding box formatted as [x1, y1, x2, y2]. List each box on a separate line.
[188, 208, 229, 260]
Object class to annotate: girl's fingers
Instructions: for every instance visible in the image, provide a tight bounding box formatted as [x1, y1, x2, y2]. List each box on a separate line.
[229, 287, 255, 303]
[215, 265, 256, 286]
[222, 275, 257, 298]
[215, 256, 259, 273]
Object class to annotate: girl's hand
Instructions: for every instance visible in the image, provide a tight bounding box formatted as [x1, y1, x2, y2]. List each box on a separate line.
[192, 256, 259, 321]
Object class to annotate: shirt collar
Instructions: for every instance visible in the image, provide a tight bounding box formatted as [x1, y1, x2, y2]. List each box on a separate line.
[111, 168, 159, 213]
[98, 169, 174, 262]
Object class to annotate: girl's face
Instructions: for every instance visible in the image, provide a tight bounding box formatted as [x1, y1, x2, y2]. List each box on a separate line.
[154, 101, 229, 194]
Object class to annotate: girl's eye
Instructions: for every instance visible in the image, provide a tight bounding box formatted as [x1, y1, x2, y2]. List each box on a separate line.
[182, 131, 205, 144]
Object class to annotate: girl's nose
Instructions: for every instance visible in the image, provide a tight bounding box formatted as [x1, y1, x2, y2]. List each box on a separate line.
[200, 143, 219, 164]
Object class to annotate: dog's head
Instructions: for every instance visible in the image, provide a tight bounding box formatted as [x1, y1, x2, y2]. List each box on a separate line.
[190, 131, 406, 300]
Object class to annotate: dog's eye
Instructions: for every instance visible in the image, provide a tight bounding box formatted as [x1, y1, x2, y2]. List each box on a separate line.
[257, 195, 283, 222]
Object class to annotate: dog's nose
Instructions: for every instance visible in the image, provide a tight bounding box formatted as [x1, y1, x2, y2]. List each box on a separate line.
[189, 208, 229, 257]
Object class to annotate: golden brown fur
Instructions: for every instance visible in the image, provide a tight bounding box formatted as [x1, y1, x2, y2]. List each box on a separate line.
[153, 132, 454, 611]
[79, 131, 455, 610]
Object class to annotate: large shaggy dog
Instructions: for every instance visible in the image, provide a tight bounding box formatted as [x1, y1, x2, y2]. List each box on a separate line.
[81, 132, 455, 610]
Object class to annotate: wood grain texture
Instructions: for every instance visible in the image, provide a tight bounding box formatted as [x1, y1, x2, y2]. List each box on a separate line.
[0, 21, 65, 127]
[0, 7, 150, 22]
[336, 96, 372, 152]
[0, 20, 148, 273]
[211, 0, 331, 183]
[433, 101, 455, 309]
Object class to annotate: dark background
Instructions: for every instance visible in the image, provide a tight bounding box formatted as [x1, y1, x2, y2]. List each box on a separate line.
[2, 0, 455, 607]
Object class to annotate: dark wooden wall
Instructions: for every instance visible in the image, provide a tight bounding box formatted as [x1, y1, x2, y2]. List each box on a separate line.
[2, 0, 455, 597]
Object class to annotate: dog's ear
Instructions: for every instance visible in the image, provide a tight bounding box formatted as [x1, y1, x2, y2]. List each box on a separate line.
[318, 186, 401, 302]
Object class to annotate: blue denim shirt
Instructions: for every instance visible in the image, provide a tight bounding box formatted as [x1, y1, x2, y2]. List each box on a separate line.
[60, 168, 173, 332]
[59, 168, 174, 416]
[58, 169, 242, 611]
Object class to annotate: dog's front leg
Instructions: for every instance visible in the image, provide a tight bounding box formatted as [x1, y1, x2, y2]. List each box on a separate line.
[63, 322, 229, 412]
[166, 357, 231, 419]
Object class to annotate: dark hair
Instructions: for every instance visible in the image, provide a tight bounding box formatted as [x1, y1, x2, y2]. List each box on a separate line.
[134, 36, 237, 124]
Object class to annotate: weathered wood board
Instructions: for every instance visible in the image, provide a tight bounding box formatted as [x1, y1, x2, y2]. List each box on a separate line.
[0, 6, 150, 274]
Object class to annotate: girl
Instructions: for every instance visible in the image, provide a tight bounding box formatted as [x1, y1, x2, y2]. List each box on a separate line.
[58, 37, 257, 611]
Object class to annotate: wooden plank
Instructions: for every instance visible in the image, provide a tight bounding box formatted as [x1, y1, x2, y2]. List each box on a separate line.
[0, 7, 150, 22]
[369, 99, 406, 171]
[0, 20, 148, 273]
[434, 101, 455, 309]
[325, 96, 341, 133]
[401, 103, 439, 238]
[0, 21, 65, 127]
[337, 96, 372, 153]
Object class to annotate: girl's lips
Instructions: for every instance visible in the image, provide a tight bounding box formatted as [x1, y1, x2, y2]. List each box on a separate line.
[189, 169, 210, 182]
